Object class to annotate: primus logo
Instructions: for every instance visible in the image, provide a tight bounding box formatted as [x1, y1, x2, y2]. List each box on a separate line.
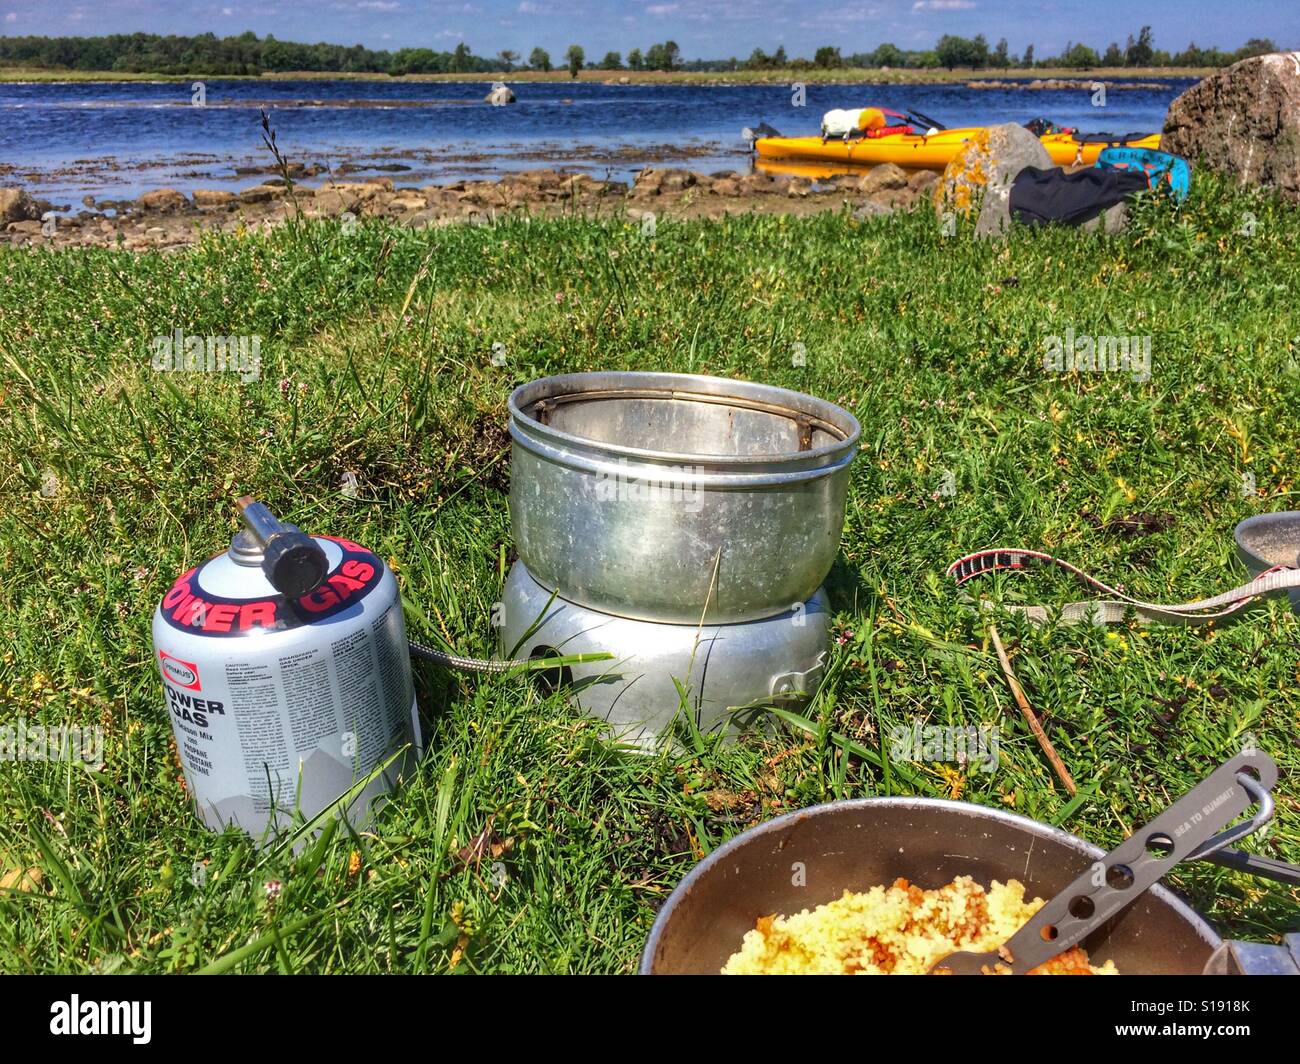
[159, 650, 200, 690]
[50, 995, 151, 1044]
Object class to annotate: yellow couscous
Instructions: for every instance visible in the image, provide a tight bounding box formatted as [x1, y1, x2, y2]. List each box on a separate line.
[722, 876, 1118, 975]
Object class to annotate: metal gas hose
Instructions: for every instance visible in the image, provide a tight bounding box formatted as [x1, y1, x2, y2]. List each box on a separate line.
[407, 639, 513, 674]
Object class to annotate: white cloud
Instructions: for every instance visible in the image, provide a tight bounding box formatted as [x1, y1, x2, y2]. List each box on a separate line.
[912, 0, 975, 9]
[358, 0, 400, 8]
[646, 2, 679, 13]
[4, 11, 16, 22]
[221, 6, 233, 14]
[517, 0, 544, 12]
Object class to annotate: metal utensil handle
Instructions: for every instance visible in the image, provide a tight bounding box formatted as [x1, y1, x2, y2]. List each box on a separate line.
[1000, 750, 1278, 973]
[1186, 772, 1274, 859]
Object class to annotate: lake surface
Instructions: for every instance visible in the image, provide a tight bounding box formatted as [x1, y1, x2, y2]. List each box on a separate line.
[0, 78, 1193, 204]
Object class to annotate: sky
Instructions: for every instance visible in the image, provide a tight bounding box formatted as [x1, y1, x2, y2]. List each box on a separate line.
[1, 0, 1293, 59]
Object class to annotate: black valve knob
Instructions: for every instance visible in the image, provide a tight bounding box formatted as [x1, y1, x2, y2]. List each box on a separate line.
[237, 496, 329, 599]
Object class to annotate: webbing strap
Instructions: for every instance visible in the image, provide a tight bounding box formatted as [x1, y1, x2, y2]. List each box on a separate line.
[946, 548, 1300, 627]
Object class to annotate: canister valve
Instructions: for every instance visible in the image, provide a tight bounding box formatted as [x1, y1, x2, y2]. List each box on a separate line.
[236, 495, 329, 599]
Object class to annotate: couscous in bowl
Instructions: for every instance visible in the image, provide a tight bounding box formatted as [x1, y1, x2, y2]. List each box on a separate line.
[641, 798, 1221, 975]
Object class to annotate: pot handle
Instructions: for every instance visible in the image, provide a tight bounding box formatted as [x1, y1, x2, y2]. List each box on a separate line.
[1203, 934, 1300, 975]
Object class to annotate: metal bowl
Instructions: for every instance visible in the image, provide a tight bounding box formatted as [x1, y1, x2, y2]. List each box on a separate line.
[508, 373, 861, 623]
[640, 798, 1222, 974]
[1235, 512, 1300, 614]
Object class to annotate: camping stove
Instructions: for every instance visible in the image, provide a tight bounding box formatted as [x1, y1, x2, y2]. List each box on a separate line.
[499, 562, 830, 745]
[501, 372, 860, 745]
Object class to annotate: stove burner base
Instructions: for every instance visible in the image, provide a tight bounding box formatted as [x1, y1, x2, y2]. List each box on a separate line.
[498, 562, 829, 747]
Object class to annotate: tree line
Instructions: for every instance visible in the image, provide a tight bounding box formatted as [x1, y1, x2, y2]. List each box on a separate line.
[0, 31, 687, 76]
[0, 29, 1280, 76]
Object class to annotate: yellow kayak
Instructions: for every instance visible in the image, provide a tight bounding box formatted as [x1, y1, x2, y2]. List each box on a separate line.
[754, 130, 1161, 172]
[1041, 131, 1161, 166]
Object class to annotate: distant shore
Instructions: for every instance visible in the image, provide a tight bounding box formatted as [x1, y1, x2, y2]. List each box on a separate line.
[0, 65, 1213, 85]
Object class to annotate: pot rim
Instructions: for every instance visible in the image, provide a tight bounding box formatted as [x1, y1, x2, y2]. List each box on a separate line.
[638, 796, 1222, 974]
[509, 372, 862, 470]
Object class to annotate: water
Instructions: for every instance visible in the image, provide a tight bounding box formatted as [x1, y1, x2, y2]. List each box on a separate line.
[0, 78, 1193, 205]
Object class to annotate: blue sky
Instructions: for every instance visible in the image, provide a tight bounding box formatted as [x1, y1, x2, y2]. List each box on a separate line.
[2, 0, 1292, 58]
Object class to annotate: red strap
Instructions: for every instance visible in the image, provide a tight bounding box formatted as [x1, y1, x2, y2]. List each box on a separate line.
[866, 124, 913, 139]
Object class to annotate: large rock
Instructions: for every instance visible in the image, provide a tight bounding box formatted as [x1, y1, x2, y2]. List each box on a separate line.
[237, 186, 277, 204]
[856, 163, 909, 196]
[192, 189, 236, 207]
[633, 168, 697, 195]
[1163, 53, 1300, 201]
[485, 85, 516, 105]
[935, 123, 1052, 238]
[136, 188, 188, 212]
[0, 188, 39, 222]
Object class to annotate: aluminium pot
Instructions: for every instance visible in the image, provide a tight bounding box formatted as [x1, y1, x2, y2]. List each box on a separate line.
[508, 372, 861, 624]
[640, 798, 1223, 975]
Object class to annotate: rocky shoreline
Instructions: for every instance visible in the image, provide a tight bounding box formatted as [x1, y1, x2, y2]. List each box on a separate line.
[0, 164, 940, 251]
[963, 78, 1171, 91]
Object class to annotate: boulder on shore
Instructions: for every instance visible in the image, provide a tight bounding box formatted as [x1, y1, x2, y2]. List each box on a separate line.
[856, 162, 909, 196]
[137, 188, 189, 212]
[1163, 52, 1300, 202]
[935, 123, 1051, 238]
[192, 189, 237, 208]
[0, 188, 39, 223]
[633, 168, 697, 195]
[485, 85, 516, 105]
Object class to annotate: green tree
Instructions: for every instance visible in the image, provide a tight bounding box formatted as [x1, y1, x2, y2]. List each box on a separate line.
[772, 44, 787, 67]
[1102, 42, 1123, 66]
[529, 46, 551, 72]
[1063, 42, 1100, 69]
[565, 44, 584, 78]
[871, 42, 905, 67]
[1022, 43, 1034, 67]
[745, 47, 770, 69]
[600, 50, 622, 69]
[450, 42, 472, 73]
[813, 45, 841, 69]
[498, 49, 518, 72]
[627, 47, 643, 70]
[992, 38, 1010, 68]
[935, 35, 982, 70]
[1125, 26, 1154, 66]
[644, 41, 679, 71]
[1237, 38, 1275, 59]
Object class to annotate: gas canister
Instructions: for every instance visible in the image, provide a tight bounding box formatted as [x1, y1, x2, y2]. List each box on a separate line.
[152, 497, 420, 839]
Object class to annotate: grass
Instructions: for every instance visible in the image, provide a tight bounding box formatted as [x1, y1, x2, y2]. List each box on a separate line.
[0, 64, 1215, 84]
[0, 175, 1297, 973]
